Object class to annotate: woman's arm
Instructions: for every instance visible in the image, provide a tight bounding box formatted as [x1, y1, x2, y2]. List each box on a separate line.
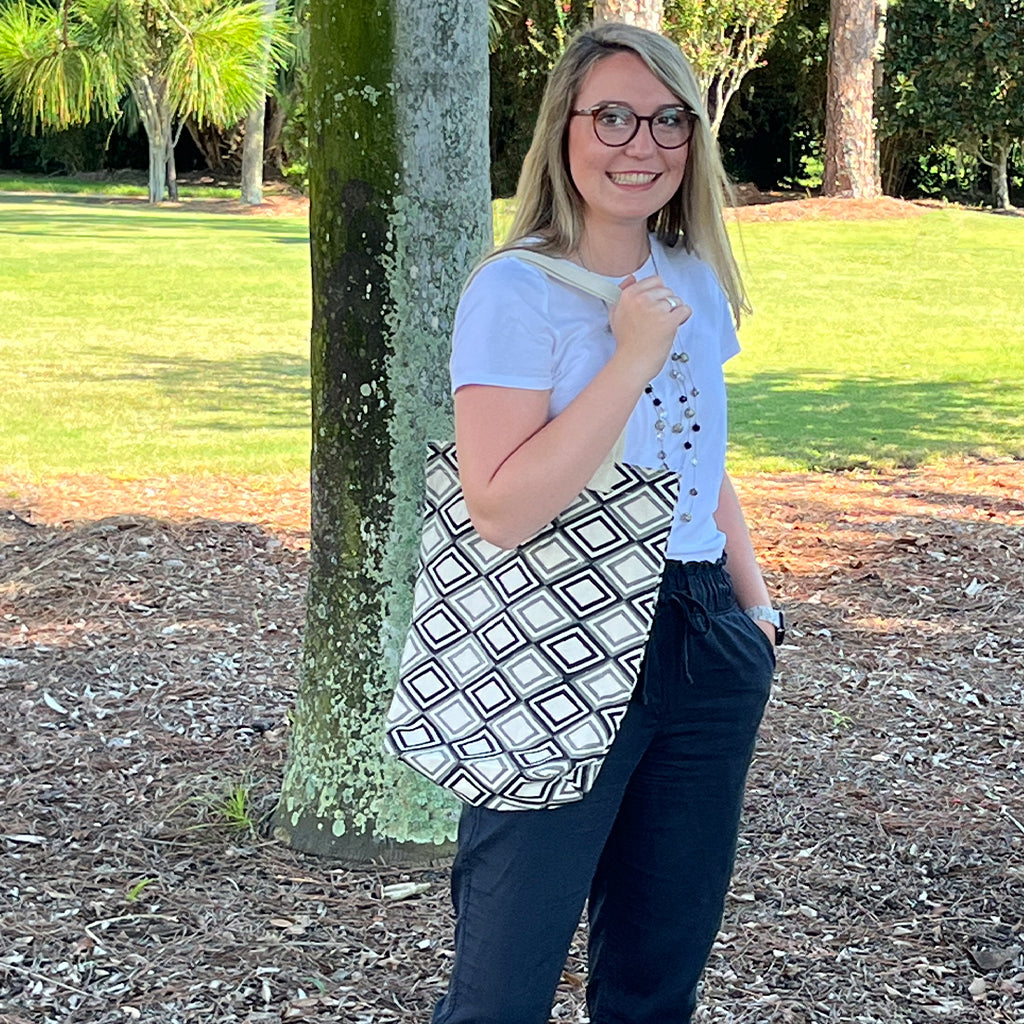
[456, 274, 689, 549]
[714, 473, 775, 643]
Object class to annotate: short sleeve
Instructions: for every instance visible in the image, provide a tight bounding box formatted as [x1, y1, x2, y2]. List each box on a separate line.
[704, 262, 740, 364]
[450, 258, 556, 394]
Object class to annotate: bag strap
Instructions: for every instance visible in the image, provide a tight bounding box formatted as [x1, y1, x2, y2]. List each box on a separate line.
[468, 248, 623, 306]
[466, 247, 627, 492]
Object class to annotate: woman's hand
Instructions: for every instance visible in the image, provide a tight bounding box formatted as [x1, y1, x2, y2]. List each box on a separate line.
[608, 274, 692, 382]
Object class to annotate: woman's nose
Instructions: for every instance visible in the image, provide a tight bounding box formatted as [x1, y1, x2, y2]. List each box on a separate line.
[623, 122, 658, 156]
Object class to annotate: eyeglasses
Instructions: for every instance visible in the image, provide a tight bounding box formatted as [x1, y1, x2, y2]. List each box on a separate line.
[570, 103, 697, 150]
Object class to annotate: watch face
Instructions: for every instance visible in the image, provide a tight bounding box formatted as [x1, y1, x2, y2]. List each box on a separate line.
[775, 610, 786, 646]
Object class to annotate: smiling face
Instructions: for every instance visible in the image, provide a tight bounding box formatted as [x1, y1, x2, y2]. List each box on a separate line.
[566, 51, 689, 242]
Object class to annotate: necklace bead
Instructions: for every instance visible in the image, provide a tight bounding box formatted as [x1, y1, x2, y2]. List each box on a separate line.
[642, 248, 700, 522]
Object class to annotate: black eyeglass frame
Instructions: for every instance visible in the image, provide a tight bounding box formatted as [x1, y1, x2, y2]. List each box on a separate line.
[570, 103, 697, 150]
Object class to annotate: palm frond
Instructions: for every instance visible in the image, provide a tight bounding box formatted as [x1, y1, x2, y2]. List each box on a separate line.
[489, 0, 522, 52]
[163, 0, 290, 125]
[0, 0, 123, 128]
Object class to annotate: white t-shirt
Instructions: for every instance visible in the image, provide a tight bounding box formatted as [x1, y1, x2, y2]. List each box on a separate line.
[450, 235, 740, 563]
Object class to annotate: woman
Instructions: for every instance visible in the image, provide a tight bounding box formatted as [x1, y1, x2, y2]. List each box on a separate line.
[434, 21, 780, 1024]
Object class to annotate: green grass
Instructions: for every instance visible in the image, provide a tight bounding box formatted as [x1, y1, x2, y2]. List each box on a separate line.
[0, 193, 311, 476]
[0, 172, 237, 199]
[726, 210, 1024, 470]
[1, 192, 1022, 478]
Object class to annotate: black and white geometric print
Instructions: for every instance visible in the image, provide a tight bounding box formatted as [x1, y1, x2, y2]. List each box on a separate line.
[384, 442, 678, 811]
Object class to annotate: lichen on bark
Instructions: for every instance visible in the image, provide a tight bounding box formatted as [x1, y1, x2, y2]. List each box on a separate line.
[273, 0, 491, 859]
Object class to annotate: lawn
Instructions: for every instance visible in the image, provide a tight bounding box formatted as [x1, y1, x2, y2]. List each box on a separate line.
[726, 209, 1024, 470]
[0, 171, 238, 199]
[0, 194, 311, 476]
[1, 192, 1022, 477]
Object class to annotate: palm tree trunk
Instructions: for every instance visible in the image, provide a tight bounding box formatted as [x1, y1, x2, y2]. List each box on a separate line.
[135, 76, 173, 204]
[272, 0, 491, 860]
[166, 135, 179, 202]
[241, 0, 279, 205]
[146, 137, 167, 204]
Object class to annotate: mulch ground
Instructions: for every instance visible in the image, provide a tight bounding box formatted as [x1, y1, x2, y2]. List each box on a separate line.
[1, 457, 1022, 1024]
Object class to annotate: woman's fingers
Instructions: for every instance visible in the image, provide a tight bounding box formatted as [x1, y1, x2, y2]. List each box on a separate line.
[608, 275, 691, 381]
[618, 274, 691, 324]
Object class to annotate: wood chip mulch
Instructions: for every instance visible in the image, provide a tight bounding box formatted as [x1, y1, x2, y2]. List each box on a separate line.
[1, 459, 1021, 1023]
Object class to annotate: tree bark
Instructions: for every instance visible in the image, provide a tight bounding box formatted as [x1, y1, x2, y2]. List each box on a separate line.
[823, 0, 880, 197]
[241, 0, 279, 204]
[592, 0, 664, 32]
[134, 75, 173, 204]
[166, 135, 178, 202]
[990, 139, 1011, 210]
[146, 135, 167, 204]
[272, 0, 491, 861]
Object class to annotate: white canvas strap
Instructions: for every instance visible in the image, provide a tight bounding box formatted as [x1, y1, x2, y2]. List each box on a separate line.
[467, 248, 626, 491]
[470, 247, 624, 306]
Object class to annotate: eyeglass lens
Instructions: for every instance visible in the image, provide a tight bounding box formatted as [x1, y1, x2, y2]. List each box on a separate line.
[592, 105, 693, 149]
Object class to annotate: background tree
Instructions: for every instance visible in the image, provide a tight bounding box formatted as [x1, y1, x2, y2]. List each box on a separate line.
[593, 0, 664, 29]
[271, 0, 491, 859]
[664, 0, 790, 136]
[0, 0, 288, 202]
[239, 0, 278, 204]
[488, 0, 586, 196]
[715, 0, 829, 187]
[881, 0, 1022, 209]
[822, 0, 881, 196]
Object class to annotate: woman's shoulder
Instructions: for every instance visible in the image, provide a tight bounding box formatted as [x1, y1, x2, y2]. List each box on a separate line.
[458, 246, 556, 332]
[655, 238, 726, 300]
[653, 237, 711, 278]
[465, 240, 557, 293]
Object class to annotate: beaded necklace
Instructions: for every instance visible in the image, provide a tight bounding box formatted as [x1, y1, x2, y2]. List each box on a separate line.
[579, 242, 703, 527]
[646, 249, 701, 524]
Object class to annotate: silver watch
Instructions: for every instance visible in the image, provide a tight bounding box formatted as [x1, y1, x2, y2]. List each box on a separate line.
[744, 605, 785, 646]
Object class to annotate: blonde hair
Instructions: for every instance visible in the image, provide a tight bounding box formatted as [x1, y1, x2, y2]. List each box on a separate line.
[500, 22, 749, 324]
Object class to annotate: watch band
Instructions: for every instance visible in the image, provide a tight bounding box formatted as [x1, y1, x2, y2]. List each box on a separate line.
[744, 605, 785, 646]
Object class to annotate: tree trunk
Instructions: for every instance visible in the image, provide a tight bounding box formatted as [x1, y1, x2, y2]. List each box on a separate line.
[146, 135, 167, 204]
[166, 135, 178, 202]
[264, 97, 288, 174]
[592, 0, 664, 32]
[823, 0, 880, 197]
[272, 0, 491, 861]
[991, 139, 1011, 210]
[241, 0, 279, 204]
[135, 76, 172, 204]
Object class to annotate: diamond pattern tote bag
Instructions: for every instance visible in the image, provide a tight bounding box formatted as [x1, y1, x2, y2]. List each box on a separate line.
[384, 251, 679, 811]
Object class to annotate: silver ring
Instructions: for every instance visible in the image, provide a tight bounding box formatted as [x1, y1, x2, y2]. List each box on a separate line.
[664, 296, 679, 311]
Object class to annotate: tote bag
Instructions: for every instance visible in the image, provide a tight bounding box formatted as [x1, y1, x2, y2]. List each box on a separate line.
[384, 251, 678, 810]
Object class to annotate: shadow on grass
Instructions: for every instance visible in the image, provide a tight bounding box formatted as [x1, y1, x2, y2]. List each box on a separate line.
[102, 351, 311, 429]
[728, 372, 1024, 469]
[0, 194, 309, 237]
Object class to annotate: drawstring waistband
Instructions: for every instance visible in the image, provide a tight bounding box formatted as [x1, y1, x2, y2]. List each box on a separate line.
[636, 558, 730, 704]
[669, 591, 713, 686]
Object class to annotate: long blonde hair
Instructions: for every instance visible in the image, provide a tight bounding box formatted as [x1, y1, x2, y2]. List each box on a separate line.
[501, 22, 749, 324]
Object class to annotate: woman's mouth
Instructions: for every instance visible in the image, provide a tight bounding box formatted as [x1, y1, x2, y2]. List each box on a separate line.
[607, 171, 660, 185]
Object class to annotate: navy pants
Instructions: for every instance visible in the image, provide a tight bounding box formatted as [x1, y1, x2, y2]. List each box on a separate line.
[430, 559, 775, 1024]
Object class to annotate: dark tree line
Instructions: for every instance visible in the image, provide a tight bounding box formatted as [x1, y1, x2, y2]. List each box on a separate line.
[1, 0, 1019, 206]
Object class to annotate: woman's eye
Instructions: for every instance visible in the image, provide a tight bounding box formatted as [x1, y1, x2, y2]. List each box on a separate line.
[655, 109, 684, 128]
[597, 107, 632, 128]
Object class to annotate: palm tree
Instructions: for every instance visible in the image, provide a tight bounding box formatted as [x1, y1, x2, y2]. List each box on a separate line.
[0, 0, 289, 202]
[239, 0, 278, 204]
